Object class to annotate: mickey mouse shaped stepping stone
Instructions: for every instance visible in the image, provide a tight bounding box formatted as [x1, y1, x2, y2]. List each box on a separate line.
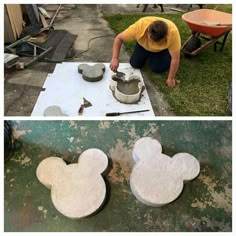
[130, 137, 200, 207]
[36, 148, 108, 219]
[78, 63, 105, 82]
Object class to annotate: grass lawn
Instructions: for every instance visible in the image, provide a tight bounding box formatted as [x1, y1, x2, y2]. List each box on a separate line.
[104, 4, 232, 116]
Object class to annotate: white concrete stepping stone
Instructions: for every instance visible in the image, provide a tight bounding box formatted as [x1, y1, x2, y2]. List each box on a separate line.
[78, 63, 105, 82]
[36, 148, 108, 219]
[130, 137, 200, 207]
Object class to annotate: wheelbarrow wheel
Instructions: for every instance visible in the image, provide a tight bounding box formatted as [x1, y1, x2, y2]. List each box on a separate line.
[184, 36, 202, 58]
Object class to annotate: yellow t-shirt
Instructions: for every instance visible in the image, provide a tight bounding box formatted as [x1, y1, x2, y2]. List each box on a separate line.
[122, 16, 181, 53]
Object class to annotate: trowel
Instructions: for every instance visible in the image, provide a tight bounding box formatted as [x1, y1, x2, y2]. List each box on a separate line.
[115, 71, 126, 78]
[78, 97, 92, 115]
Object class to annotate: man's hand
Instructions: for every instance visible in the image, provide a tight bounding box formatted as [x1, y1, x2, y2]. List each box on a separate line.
[166, 78, 176, 88]
[166, 50, 180, 88]
[110, 58, 119, 72]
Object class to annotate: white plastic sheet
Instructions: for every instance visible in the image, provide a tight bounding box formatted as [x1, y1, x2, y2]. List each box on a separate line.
[31, 63, 155, 117]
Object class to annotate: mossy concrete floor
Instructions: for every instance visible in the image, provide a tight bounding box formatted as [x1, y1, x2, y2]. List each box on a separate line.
[4, 121, 232, 232]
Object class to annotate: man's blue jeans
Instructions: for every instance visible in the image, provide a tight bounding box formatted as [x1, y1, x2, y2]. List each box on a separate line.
[130, 43, 171, 73]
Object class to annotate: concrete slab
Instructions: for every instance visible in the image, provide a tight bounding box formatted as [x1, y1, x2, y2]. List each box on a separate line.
[4, 83, 42, 116]
[36, 149, 108, 219]
[99, 4, 203, 16]
[52, 5, 128, 62]
[7, 70, 48, 88]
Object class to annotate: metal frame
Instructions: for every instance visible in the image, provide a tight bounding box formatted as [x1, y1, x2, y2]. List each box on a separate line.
[181, 30, 231, 56]
[4, 4, 62, 68]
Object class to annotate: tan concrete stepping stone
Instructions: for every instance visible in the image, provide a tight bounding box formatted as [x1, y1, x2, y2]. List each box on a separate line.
[36, 148, 108, 219]
[44, 105, 68, 116]
[110, 74, 145, 104]
[130, 137, 200, 207]
[78, 63, 105, 82]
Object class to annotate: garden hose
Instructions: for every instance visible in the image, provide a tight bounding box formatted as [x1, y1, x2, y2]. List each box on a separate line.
[43, 34, 115, 63]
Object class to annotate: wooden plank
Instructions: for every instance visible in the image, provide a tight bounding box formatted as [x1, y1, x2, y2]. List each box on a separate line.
[4, 6, 15, 43]
[6, 4, 23, 40]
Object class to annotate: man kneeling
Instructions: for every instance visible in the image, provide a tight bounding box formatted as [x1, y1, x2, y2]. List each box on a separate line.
[110, 16, 181, 88]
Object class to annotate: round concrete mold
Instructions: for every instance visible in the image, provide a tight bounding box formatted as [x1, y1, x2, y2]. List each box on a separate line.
[110, 74, 144, 104]
[130, 137, 200, 207]
[36, 149, 108, 219]
[78, 63, 105, 82]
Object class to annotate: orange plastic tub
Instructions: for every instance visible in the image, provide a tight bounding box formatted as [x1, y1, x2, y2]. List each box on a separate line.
[182, 9, 232, 37]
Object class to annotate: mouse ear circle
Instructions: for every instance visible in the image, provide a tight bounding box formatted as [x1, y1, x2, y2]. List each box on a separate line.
[133, 137, 162, 162]
[78, 148, 108, 175]
[171, 153, 200, 181]
[78, 64, 89, 73]
[94, 64, 105, 72]
[36, 157, 66, 189]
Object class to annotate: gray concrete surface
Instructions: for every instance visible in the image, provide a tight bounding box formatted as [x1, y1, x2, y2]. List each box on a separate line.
[4, 120, 232, 231]
[4, 4, 201, 116]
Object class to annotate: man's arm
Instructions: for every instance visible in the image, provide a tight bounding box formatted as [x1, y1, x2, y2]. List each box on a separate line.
[110, 32, 126, 72]
[166, 50, 180, 88]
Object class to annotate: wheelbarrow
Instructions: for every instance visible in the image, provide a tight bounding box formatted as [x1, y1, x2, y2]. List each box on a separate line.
[181, 9, 232, 56]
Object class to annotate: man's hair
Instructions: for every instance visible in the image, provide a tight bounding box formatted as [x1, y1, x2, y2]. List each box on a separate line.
[148, 20, 168, 42]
